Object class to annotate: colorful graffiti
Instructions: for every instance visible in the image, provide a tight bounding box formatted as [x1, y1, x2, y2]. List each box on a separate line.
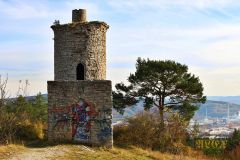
[195, 139, 228, 149]
[51, 100, 111, 143]
[51, 99, 95, 141]
[71, 100, 95, 141]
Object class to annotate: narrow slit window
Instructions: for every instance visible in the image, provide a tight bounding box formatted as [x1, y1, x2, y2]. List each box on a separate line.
[77, 63, 84, 80]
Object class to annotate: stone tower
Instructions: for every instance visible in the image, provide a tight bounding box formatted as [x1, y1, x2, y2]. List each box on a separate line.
[53, 9, 108, 81]
[48, 9, 112, 147]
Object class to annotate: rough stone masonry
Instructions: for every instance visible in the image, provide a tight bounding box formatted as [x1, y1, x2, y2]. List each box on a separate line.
[47, 9, 113, 147]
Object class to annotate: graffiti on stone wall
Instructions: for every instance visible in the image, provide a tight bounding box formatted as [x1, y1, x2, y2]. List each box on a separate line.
[51, 101, 111, 143]
[52, 106, 72, 129]
[51, 99, 95, 141]
[72, 100, 95, 141]
[97, 127, 112, 143]
[94, 107, 112, 143]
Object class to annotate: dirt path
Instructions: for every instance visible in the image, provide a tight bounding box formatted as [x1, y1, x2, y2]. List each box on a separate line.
[7, 144, 97, 160]
[9, 145, 69, 160]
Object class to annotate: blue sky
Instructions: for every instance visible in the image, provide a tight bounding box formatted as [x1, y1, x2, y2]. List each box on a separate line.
[1, 0, 240, 96]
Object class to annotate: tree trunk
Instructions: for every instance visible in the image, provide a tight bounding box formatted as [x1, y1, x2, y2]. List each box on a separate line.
[159, 99, 164, 130]
[159, 106, 164, 129]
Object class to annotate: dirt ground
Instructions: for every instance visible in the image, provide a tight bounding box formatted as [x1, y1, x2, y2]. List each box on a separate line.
[5, 144, 95, 160]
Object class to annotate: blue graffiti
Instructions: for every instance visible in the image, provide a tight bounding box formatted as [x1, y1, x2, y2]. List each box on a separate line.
[97, 127, 112, 143]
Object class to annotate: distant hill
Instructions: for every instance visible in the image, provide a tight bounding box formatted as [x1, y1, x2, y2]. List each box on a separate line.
[113, 99, 240, 123]
[207, 96, 240, 105]
[113, 101, 145, 123]
[8, 94, 48, 102]
[194, 100, 240, 119]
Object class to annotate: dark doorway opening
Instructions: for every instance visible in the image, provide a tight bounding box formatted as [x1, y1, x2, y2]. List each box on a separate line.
[77, 63, 84, 80]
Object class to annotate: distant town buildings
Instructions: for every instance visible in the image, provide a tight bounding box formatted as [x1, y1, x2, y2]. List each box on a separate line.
[190, 108, 240, 138]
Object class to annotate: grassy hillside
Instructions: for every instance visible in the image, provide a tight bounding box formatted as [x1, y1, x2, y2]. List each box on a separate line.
[0, 144, 213, 160]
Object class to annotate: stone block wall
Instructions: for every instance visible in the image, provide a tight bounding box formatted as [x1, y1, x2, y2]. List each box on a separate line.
[48, 80, 112, 147]
[52, 22, 109, 81]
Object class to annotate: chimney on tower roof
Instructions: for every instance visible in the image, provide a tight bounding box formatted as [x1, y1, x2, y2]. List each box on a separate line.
[72, 9, 87, 22]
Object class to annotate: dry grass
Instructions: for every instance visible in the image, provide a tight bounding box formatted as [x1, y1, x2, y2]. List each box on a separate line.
[0, 144, 217, 160]
[225, 144, 240, 160]
[0, 144, 25, 159]
[53, 145, 215, 160]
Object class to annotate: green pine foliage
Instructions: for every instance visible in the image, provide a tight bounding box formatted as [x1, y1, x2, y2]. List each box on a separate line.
[113, 58, 206, 129]
[30, 93, 48, 123]
[0, 93, 47, 143]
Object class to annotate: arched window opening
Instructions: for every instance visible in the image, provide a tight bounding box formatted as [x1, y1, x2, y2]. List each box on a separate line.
[77, 63, 84, 80]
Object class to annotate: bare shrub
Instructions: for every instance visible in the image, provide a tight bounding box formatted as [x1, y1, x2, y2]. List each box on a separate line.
[0, 74, 17, 144]
[0, 74, 8, 109]
[114, 111, 189, 154]
[114, 112, 156, 148]
[0, 112, 18, 144]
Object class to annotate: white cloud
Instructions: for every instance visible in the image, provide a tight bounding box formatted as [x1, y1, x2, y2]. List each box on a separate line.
[0, 0, 50, 19]
[108, 0, 236, 10]
[65, 0, 100, 15]
[108, 22, 240, 66]
[107, 68, 135, 88]
[6, 71, 52, 97]
[0, 0, 240, 96]
[190, 66, 240, 96]
[107, 21, 240, 96]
